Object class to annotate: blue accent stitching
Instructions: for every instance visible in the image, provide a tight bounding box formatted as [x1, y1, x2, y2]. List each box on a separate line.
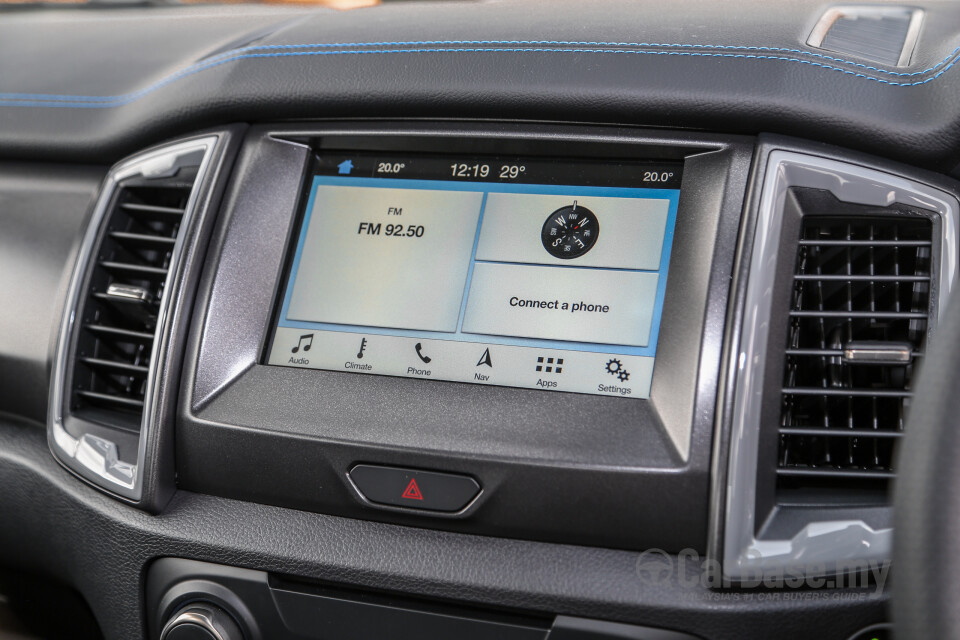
[1, 42, 958, 109]
[212, 40, 960, 78]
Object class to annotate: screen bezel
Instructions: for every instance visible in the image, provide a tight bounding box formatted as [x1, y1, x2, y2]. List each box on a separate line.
[263, 152, 684, 398]
[178, 122, 753, 551]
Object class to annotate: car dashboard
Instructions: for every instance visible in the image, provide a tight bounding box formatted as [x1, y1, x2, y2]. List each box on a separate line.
[3, 1, 960, 639]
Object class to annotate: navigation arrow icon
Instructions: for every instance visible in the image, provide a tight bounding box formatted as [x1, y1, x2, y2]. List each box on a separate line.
[476, 348, 493, 368]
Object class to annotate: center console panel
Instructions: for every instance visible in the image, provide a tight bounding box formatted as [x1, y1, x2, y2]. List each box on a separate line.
[147, 558, 701, 640]
[177, 123, 752, 551]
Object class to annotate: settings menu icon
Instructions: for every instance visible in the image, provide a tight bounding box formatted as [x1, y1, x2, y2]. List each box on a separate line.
[605, 358, 630, 382]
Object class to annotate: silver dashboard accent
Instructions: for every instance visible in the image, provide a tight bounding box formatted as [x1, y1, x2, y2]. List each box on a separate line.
[48, 135, 221, 503]
[74, 434, 136, 487]
[807, 6, 924, 67]
[720, 150, 959, 580]
[160, 604, 241, 640]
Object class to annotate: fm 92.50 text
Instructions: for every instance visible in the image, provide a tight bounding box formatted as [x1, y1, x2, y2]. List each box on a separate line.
[357, 223, 425, 238]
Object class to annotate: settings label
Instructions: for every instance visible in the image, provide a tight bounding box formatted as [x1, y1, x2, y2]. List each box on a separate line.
[598, 358, 633, 396]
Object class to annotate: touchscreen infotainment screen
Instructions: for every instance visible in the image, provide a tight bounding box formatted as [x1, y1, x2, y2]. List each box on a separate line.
[266, 152, 682, 399]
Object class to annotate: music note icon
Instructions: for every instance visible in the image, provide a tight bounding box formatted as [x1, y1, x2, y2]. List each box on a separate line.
[291, 334, 314, 354]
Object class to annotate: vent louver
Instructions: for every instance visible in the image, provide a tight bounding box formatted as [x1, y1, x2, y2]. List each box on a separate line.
[69, 173, 196, 430]
[778, 214, 933, 491]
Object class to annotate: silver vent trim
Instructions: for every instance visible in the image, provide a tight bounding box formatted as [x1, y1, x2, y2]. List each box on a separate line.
[48, 136, 220, 501]
[720, 150, 958, 581]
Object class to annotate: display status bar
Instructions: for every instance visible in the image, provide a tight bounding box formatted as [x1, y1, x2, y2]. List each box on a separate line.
[315, 153, 683, 189]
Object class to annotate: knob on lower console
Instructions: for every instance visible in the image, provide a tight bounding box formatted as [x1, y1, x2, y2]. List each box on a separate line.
[160, 603, 244, 640]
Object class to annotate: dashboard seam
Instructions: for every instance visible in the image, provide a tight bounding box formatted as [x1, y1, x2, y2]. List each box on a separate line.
[202, 40, 960, 77]
[2, 41, 959, 109]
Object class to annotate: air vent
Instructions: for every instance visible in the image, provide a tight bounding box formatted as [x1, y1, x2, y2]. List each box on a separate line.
[70, 177, 195, 429]
[719, 150, 957, 582]
[49, 135, 223, 503]
[778, 215, 932, 491]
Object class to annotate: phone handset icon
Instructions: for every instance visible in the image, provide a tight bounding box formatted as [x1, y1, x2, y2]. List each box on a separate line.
[414, 342, 432, 364]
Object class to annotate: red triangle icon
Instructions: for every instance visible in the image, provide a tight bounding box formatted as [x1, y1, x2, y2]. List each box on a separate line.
[401, 478, 424, 501]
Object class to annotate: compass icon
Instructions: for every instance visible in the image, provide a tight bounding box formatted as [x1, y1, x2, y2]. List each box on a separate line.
[541, 200, 599, 259]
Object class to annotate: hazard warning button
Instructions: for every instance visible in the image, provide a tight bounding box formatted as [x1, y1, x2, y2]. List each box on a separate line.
[348, 465, 481, 513]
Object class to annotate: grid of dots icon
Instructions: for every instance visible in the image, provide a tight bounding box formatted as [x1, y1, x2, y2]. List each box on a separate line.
[536, 356, 563, 374]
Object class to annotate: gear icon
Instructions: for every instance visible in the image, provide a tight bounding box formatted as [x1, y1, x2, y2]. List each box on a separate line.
[605, 359, 631, 383]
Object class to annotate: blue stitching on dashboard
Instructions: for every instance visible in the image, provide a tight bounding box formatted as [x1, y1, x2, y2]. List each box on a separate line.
[1, 43, 958, 108]
[210, 40, 960, 78]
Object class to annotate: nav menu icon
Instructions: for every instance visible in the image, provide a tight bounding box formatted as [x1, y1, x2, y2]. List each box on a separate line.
[475, 347, 493, 381]
[476, 348, 493, 368]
